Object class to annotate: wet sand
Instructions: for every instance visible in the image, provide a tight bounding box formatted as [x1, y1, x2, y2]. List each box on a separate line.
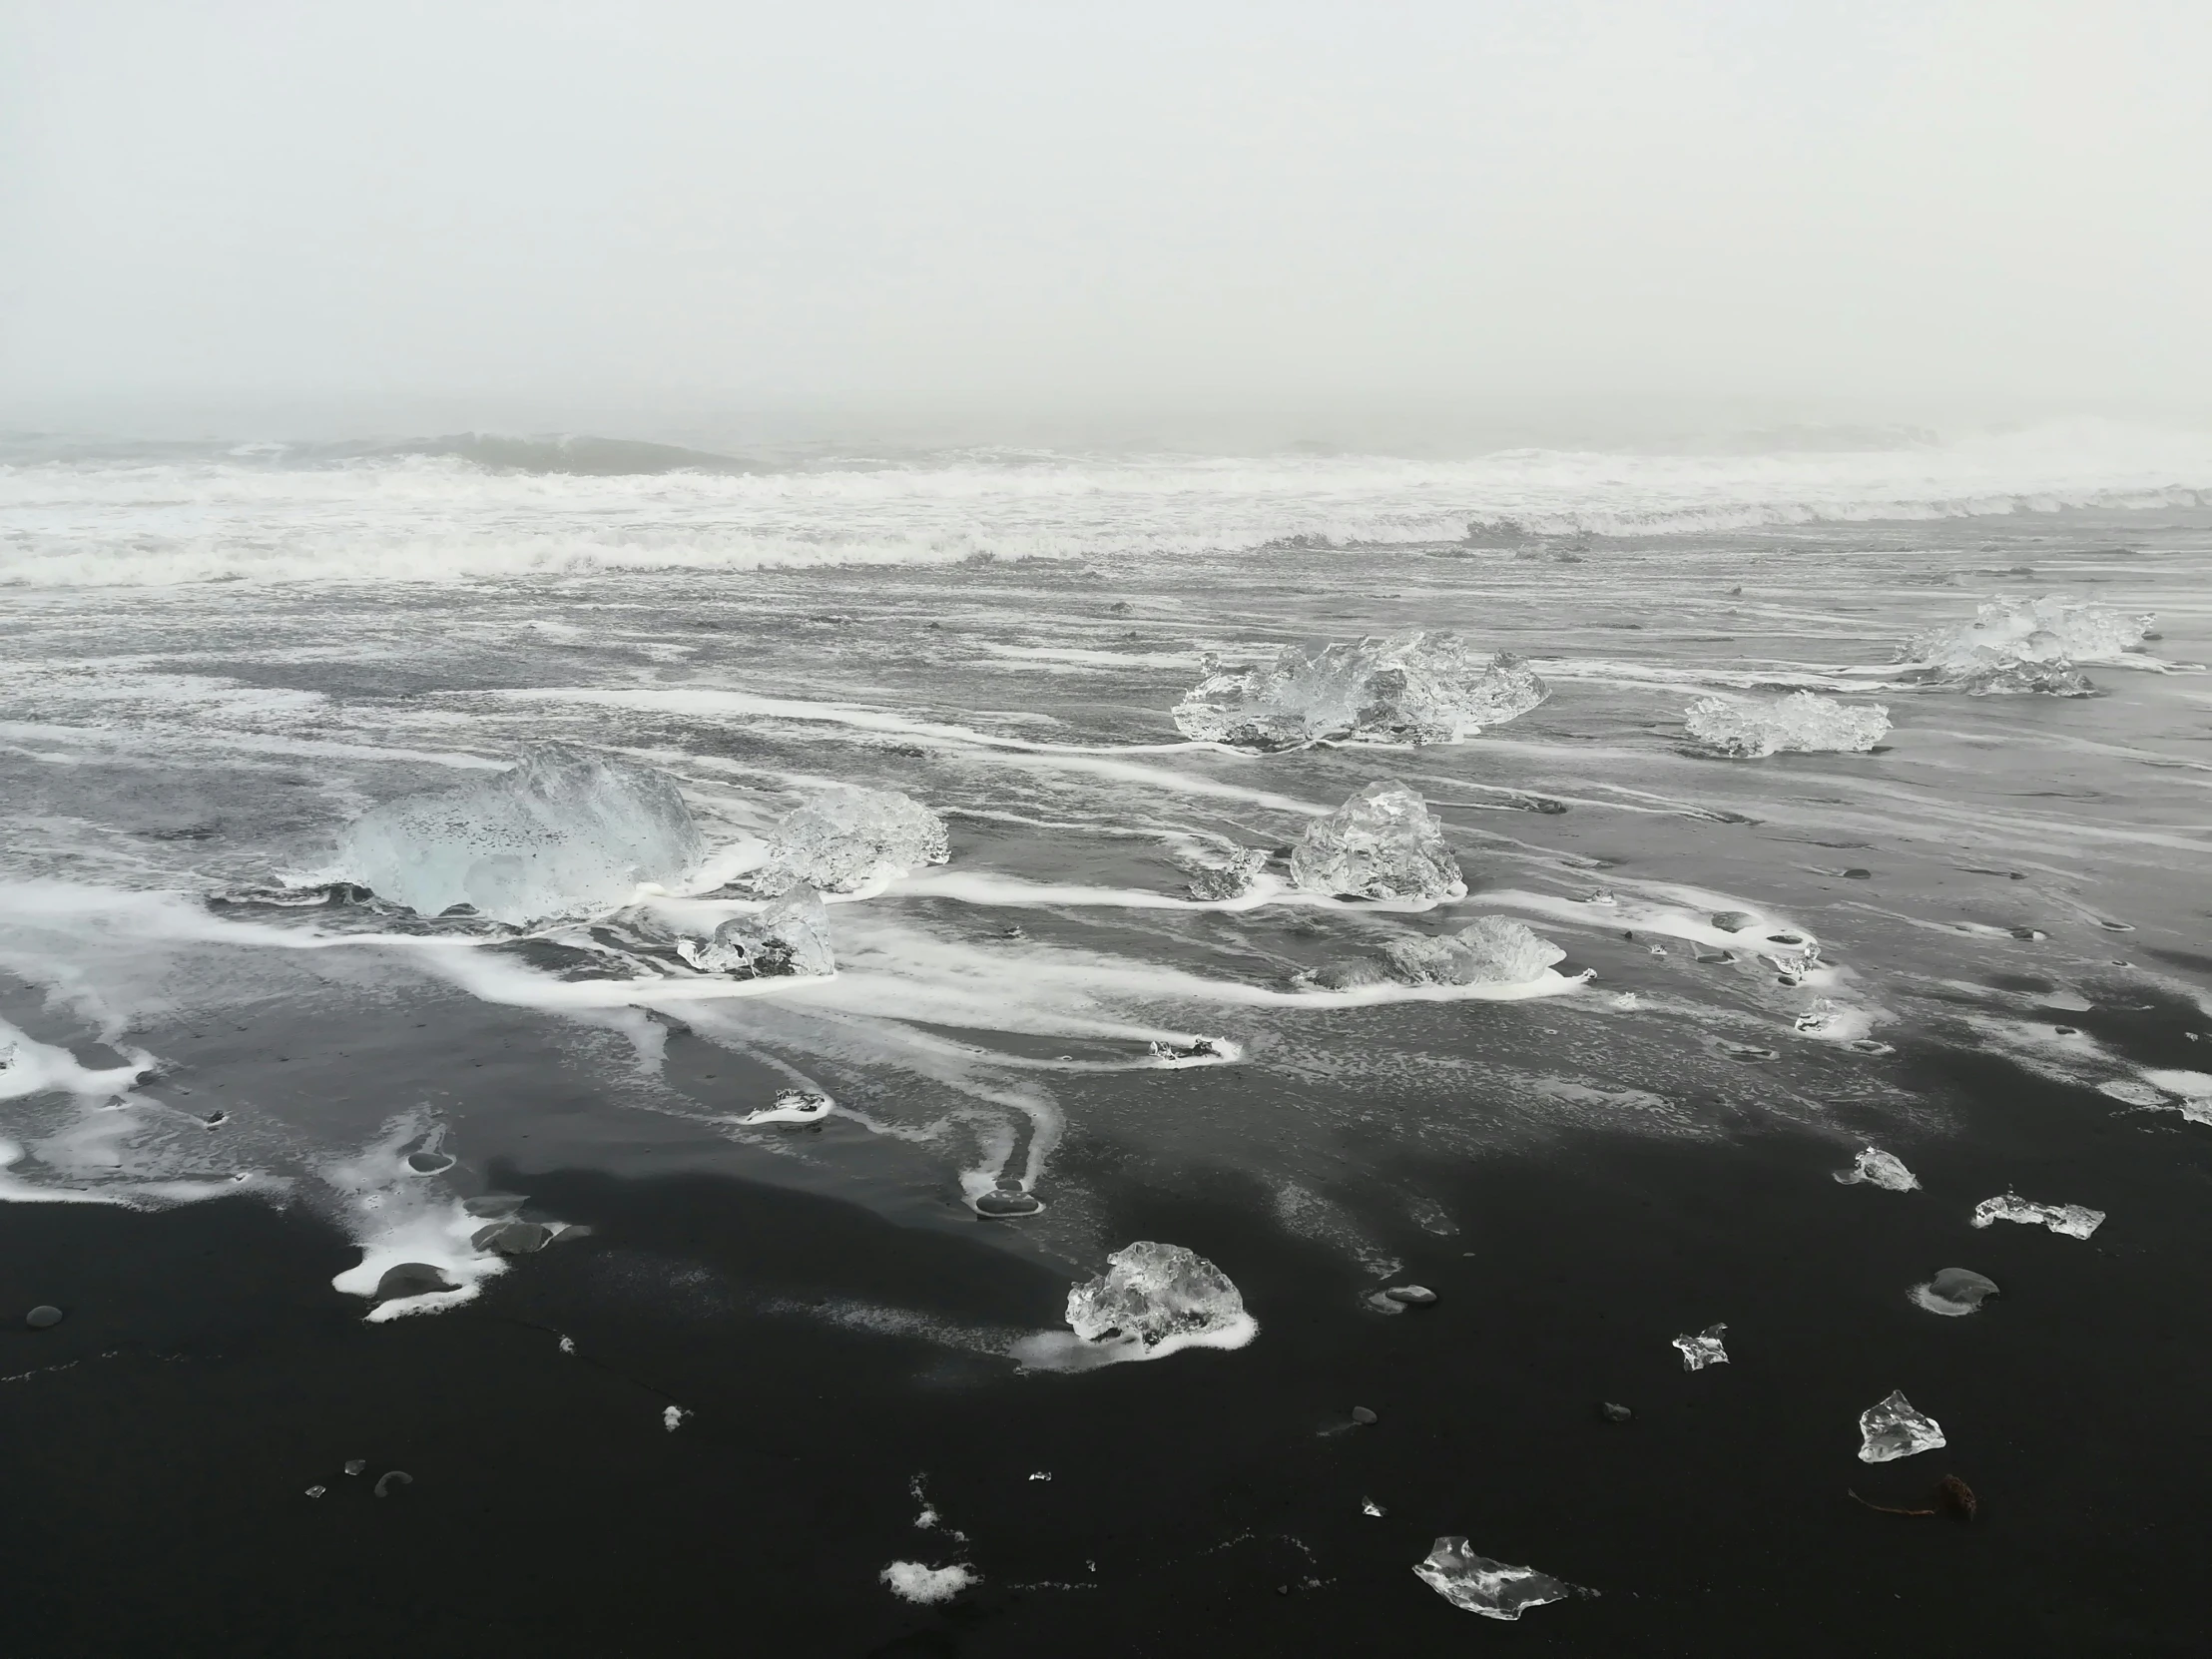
[5, 993, 2207, 1658]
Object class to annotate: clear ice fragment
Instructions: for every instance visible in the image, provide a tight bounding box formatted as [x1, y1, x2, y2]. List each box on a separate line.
[1290, 783, 1462, 901]
[1382, 915, 1564, 985]
[677, 886, 833, 978]
[1173, 632, 1549, 750]
[1412, 1538, 1585, 1621]
[1184, 845, 1270, 901]
[1065, 1242, 1248, 1349]
[1673, 1323, 1728, 1371]
[737, 1088, 834, 1126]
[1970, 1192, 2103, 1239]
[1833, 1147, 1921, 1191]
[1911, 1268, 2000, 1317]
[335, 745, 705, 925]
[1684, 692, 1891, 758]
[747, 786, 949, 894]
[1858, 1389, 1945, 1462]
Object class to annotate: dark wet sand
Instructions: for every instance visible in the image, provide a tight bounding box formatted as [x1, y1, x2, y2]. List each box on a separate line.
[4, 1001, 2210, 1659]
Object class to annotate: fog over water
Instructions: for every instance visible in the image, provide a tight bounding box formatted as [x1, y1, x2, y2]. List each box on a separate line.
[6, 0, 2210, 441]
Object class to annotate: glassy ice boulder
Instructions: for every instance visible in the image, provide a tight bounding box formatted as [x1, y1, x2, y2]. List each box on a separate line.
[1672, 1323, 1729, 1372]
[1683, 692, 1891, 758]
[1858, 1389, 1945, 1462]
[1065, 1242, 1247, 1349]
[1412, 1538, 1585, 1621]
[1969, 1192, 2104, 1239]
[335, 744, 704, 925]
[1833, 1147, 1920, 1191]
[1290, 783, 1463, 901]
[1902, 595, 2153, 695]
[1383, 916, 1565, 985]
[1173, 632, 1549, 750]
[676, 886, 833, 978]
[749, 786, 949, 894]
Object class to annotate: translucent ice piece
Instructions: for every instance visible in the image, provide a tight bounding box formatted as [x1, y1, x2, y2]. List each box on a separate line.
[1184, 845, 1270, 901]
[1383, 916, 1565, 985]
[1672, 1323, 1728, 1371]
[880, 1562, 977, 1604]
[1858, 1389, 1944, 1462]
[1683, 692, 1891, 758]
[1412, 1538, 1584, 1621]
[1065, 1241, 1248, 1350]
[748, 786, 949, 894]
[1901, 595, 2152, 695]
[335, 744, 704, 924]
[1290, 783, 1463, 901]
[1911, 1268, 2000, 1317]
[1172, 632, 1549, 750]
[1970, 1192, 2103, 1239]
[736, 1088, 833, 1126]
[1833, 1147, 1921, 1191]
[676, 886, 833, 978]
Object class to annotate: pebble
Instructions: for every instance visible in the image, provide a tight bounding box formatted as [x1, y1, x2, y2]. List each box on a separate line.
[1600, 1401, 1634, 1422]
[1363, 1291, 1404, 1316]
[1350, 1406, 1379, 1425]
[462, 1193, 527, 1218]
[1843, 867, 1873, 879]
[974, 1190, 1042, 1218]
[25, 1305, 63, 1329]
[1382, 1285, 1437, 1307]
[343, 1459, 367, 1476]
[405, 1151, 455, 1175]
[373, 1470, 413, 1497]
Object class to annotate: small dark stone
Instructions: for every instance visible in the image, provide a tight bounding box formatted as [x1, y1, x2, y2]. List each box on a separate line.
[25, 1305, 64, 1329]
[1350, 1406, 1379, 1425]
[1382, 1285, 1437, 1306]
[405, 1151, 455, 1175]
[2009, 926, 2047, 941]
[1710, 911, 1756, 932]
[472, 1221, 551, 1256]
[462, 1193, 527, 1218]
[1843, 867, 1873, 879]
[373, 1263, 458, 1301]
[1600, 1401, 1633, 1422]
[974, 1191, 1042, 1218]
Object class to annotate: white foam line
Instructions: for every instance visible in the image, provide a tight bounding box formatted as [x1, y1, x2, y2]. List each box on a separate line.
[887, 869, 1459, 914]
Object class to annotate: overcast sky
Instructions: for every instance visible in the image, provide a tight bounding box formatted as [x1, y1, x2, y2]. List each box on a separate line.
[5, 0, 2209, 432]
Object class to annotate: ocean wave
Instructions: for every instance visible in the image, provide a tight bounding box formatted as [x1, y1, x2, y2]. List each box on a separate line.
[3, 420, 2208, 587]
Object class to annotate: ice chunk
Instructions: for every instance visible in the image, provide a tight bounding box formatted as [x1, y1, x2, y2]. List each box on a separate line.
[880, 1561, 976, 1605]
[1383, 916, 1565, 985]
[676, 886, 833, 978]
[1902, 595, 2153, 695]
[1970, 1192, 2103, 1239]
[1911, 1268, 2000, 1317]
[1412, 1538, 1584, 1621]
[1184, 845, 1270, 901]
[334, 745, 704, 925]
[1672, 1323, 1728, 1371]
[736, 1089, 833, 1126]
[1858, 1389, 1945, 1462]
[748, 786, 948, 894]
[1173, 632, 1549, 750]
[1833, 1147, 1921, 1191]
[1684, 692, 1891, 758]
[1065, 1241, 1248, 1350]
[1290, 783, 1463, 901]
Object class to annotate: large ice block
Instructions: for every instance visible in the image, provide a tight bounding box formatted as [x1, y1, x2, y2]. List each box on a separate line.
[335, 745, 703, 925]
[676, 886, 834, 978]
[1684, 692, 1891, 758]
[1065, 1241, 1247, 1350]
[1290, 783, 1463, 901]
[1383, 915, 1565, 985]
[1173, 632, 1549, 750]
[748, 786, 949, 894]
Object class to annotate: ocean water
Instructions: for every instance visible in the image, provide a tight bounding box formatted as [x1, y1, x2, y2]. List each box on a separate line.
[2, 425, 2208, 1302]
[7, 423, 2212, 1644]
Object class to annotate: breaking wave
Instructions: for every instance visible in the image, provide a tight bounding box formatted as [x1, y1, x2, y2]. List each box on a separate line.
[3, 419, 2208, 588]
